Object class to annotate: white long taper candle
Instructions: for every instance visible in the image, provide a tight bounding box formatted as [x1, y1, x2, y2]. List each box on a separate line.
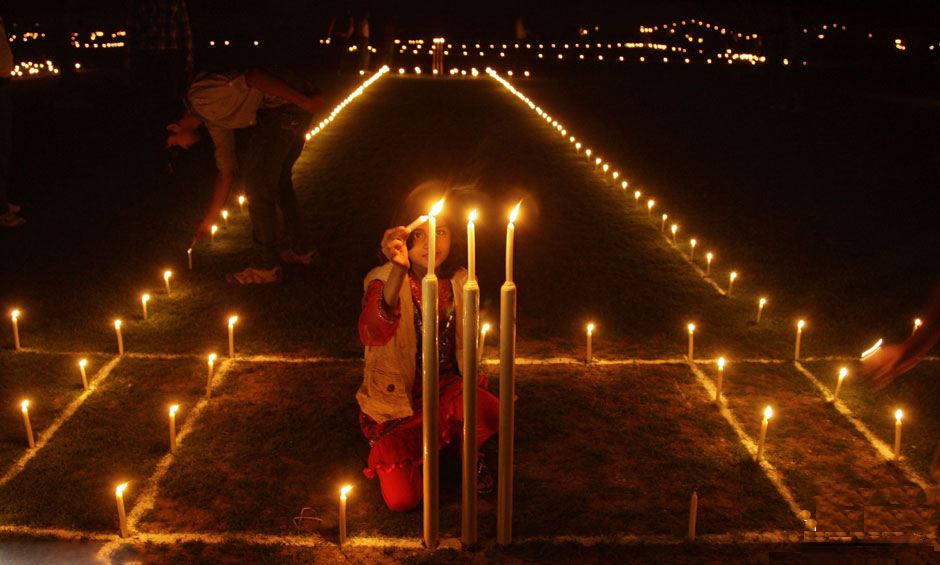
[462, 258, 480, 546]
[115, 483, 129, 538]
[894, 409, 903, 460]
[114, 320, 124, 356]
[141, 293, 150, 320]
[227, 316, 238, 358]
[79, 358, 89, 390]
[755, 406, 772, 461]
[687, 323, 695, 361]
[585, 323, 594, 364]
[794, 320, 805, 360]
[163, 270, 173, 295]
[688, 491, 698, 540]
[422, 198, 444, 550]
[833, 367, 847, 400]
[339, 485, 352, 546]
[21, 400, 34, 448]
[715, 357, 725, 403]
[405, 215, 428, 232]
[498, 202, 521, 546]
[756, 297, 767, 324]
[206, 353, 217, 398]
[168, 404, 179, 451]
[467, 210, 477, 281]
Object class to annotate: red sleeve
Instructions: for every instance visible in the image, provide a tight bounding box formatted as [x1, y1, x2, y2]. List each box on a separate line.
[359, 280, 401, 346]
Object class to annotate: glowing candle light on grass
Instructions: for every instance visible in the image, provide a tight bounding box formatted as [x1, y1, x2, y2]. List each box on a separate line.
[894, 409, 903, 459]
[602, 163, 609, 174]
[114, 320, 124, 355]
[115, 483, 129, 538]
[585, 323, 595, 364]
[163, 270, 173, 295]
[671, 223, 679, 244]
[727, 271, 737, 296]
[585, 149, 592, 159]
[833, 367, 848, 400]
[756, 297, 767, 324]
[913, 318, 923, 335]
[660, 213, 668, 232]
[21, 400, 34, 448]
[715, 357, 725, 403]
[210, 225, 218, 243]
[168, 404, 179, 451]
[141, 293, 150, 320]
[705, 252, 713, 275]
[238, 194, 246, 213]
[221, 209, 229, 227]
[187, 248, 193, 270]
[227, 316, 238, 358]
[687, 323, 696, 361]
[794, 320, 805, 360]
[755, 406, 773, 461]
[633, 190, 641, 206]
[10, 309, 21, 351]
[206, 353, 217, 397]
[689, 239, 697, 261]
[339, 484, 352, 545]
[647, 199, 655, 217]
[79, 358, 89, 390]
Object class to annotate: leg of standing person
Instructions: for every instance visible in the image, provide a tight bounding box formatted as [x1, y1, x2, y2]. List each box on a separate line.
[274, 108, 316, 258]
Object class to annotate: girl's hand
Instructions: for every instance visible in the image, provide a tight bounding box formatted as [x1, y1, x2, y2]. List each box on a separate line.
[381, 226, 410, 269]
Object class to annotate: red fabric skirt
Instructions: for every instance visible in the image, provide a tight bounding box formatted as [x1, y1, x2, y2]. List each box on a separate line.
[359, 375, 499, 512]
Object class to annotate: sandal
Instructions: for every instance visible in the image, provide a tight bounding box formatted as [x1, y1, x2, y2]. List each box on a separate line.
[225, 265, 283, 284]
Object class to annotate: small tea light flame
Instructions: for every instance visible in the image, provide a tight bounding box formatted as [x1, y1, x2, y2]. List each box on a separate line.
[764, 405, 773, 420]
[687, 323, 696, 334]
[228, 316, 238, 327]
[895, 408, 903, 422]
[586, 323, 595, 335]
[11, 309, 20, 321]
[169, 404, 179, 416]
[114, 319, 122, 330]
[20, 400, 29, 412]
[717, 357, 726, 369]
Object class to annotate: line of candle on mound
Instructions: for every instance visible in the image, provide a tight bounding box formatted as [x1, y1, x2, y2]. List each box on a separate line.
[705, 252, 713, 275]
[227, 316, 238, 358]
[671, 223, 679, 244]
[10, 309, 21, 351]
[647, 199, 655, 217]
[894, 409, 903, 460]
[187, 248, 193, 270]
[221, 209, 229, 227]
[339, 484, 352, 546]
[756, 297, 767, 324]
[715, 357, 725, 403]
[689, 238, 697, 261]
[210, 225, 218, 244]
[422, 197, 445, 549]
[478, 323, 491, 365]
[206, 353, 217, 398]
[833, 367, 848, 401]
[462, 207, 481, 547]
[115, 482, 129, 537]
[168, 404, 179, 451]
[79, 358, 89, 390]
[660, 213, 668, 232]
[238, 194, 246, 213]
[21, 400, 35, 448]
[857, 340, 883, 365]
[141, 293, 150, 320]
[755, 405, 772, 461]
[306, 66, 389, 141]
[585, 323, 595, 364]
[687, 323, 696, 361]
[114, 319, 124, 356]
[688, 491, 698, 540]
[727, 271, 737, 296]
[793, 320, 805, 360]
[913, 318, 923, 335]
[498, 201, 522, 546]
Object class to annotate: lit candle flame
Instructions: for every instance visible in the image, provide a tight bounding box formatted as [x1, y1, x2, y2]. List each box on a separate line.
[895, 408, 903, 422]
[797, 319, 805, 330]
[238, 195, 246, 206]
[914, 318, 923, 330]
[11, 309, 20, 321]
[114, 319, 122, 330]
[717, 356, 726, 369]
[509, 201, 522, 224]
[759, 297, 767, 307]
[429, 197, 445, 217]
[860, 338, 883, 360]
[221, 210, 229, 220]
[20, 399, 29, 412]
[764, 405, 773, 420]
[688, 322, 696, 334]
[481, 322, 491, 335]
[228, 315, 238, 327]
[647, 199, 655, 211]
[729, 271, 737, 282]
[690, 239, 697, 248]
[142, 293, 150, 304]
[340, 484, 353, 499]
[211, 225, 218, 236]
[116, 482, 128, 497]
[208, 353, 217, 365]
[169, 404, 179, 416]
[671, 224, 678, 235]
[839, 367, 848, 380]
[164, 270, 172, 282]
[79, 358, 87, 368]
[586, 323, 595, 335]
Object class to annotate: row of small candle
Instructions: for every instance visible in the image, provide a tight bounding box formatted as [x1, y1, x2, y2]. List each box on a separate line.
[304, 66, 389, 141]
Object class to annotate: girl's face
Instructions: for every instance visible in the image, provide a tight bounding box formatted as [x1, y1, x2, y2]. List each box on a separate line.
[409, 220, 451, 274]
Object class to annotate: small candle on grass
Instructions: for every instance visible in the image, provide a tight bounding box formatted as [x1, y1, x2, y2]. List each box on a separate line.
[671, 223, 679, 244]
[339, 484, 352, 546]
[115, 483, 129, 538]
[894, 409, 903, 460]
[660, 213, 668, 232]
[689, 239, 697, 261]
[585, 323, 595, 364]
[206, 353, 217, 398]
[187, 248, 193, 270]
[210, 224, 218, 243]
[168, 404, 179, 451]
[647, 199, 655, 218]
[833, 367, 847, 401]
[141, 293, 150, 320]
[715, 357, 725, 403]
[238, 194, 246, 213]
[756, 297, 767, 324]
[755, 405, 773, 461]
[163, 270, 173, 295]
[10, 309, 21, 352]
[727, 271, 737, 296]
[21, 400, 34, 448]
[705, 252, 713, 275]
[221, 209, 229, 227]
[114, 319, 124, 356]
[687, 323, 695, 361]
[79, 358, 89, 390]
[913, 318, 922, 335]
[479, 323, 491, 364]
[633, 190, 641, 206]
[227, 316, 238, 358]
[794, 320, 805, 360]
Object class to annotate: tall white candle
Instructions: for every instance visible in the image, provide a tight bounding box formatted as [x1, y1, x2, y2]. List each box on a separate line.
[715, 357, 725, 403]
[10, 309, 21, 352]
[687, 323, 695, 361]
[833, 367, 847, 400]
[794, 320, 805, 360]
[115, 483, 129, 538]
[506, 203, 521, 282]
[585, 323, 595, 364]
[169, 404, 179, 451]
[422, 198, 444, 550]
[141, 293, 150, 320]
[339, 485, 352, 545]
[467, 210, 477, 281]
[227, 316, 238, 358]
[114, 320, 124, 356]
[79, 358, 89, 390]
[498, 202, 521, 546]
[755, 405, 772, 461]
[163, 270, 173, 295]
[21, 400, 34, 448]
[756, 297, 767, 324]
[894, 409, 903, 460]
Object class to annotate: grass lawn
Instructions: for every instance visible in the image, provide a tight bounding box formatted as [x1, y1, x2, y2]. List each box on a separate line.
[138, 361, 796, 539]
[0, 357, 205, 531]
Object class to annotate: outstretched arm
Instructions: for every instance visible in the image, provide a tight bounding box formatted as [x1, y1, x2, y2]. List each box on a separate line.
[244, 69, 324, 114]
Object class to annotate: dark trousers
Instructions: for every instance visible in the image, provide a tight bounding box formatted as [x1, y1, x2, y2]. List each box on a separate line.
[243, 106, 313, 268]
[0, 78, 10, 211]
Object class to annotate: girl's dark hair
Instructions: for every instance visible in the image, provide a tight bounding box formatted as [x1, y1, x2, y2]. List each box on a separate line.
[391, 180, 474, 279]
